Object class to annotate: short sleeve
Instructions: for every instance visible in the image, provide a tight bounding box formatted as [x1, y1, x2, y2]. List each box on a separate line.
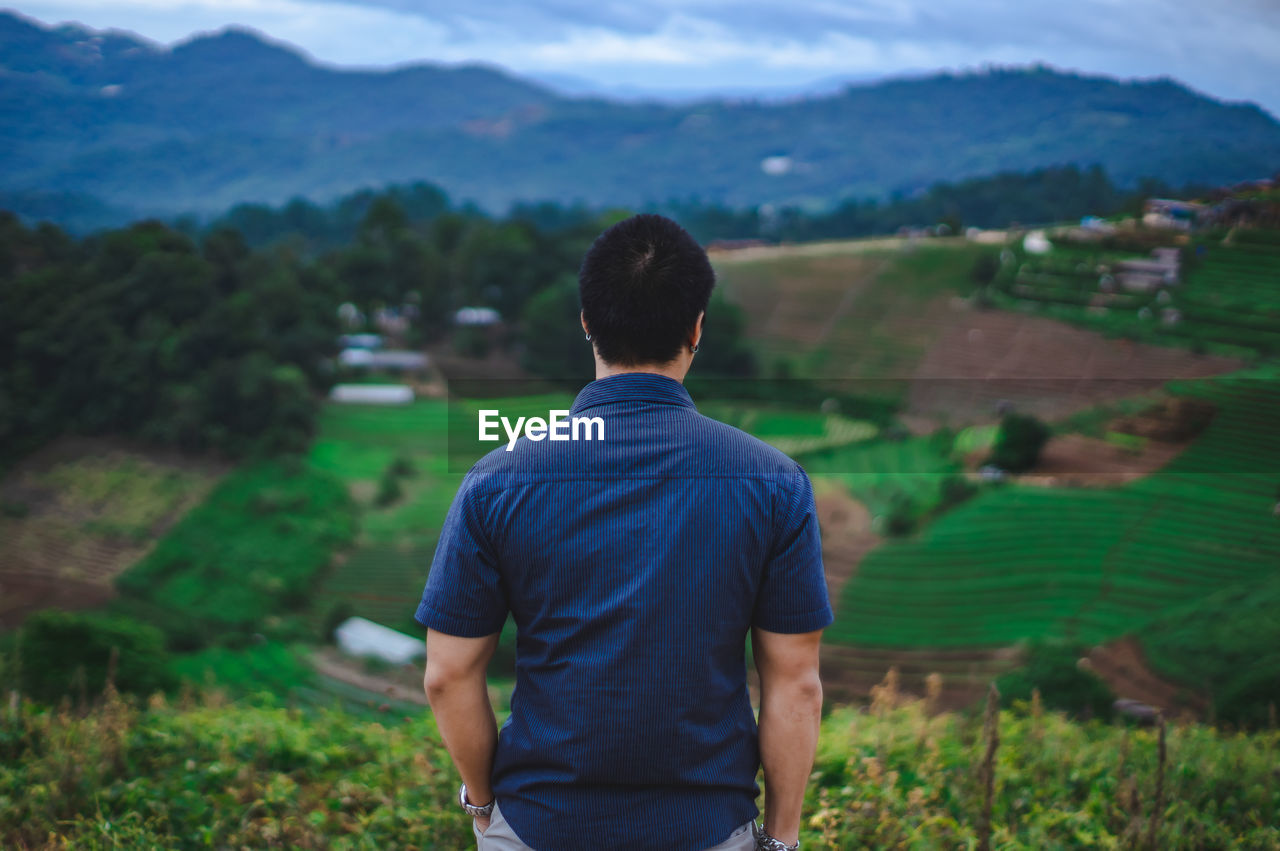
[414, 473, 508, 637]
[753, 467, 834, 633]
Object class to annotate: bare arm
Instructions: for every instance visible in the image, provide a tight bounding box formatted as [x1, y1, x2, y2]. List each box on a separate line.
[752, 626, 825, 846]
[424, 628, 501, 830]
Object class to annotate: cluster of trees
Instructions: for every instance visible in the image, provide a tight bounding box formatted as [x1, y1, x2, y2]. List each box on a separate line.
[188, 186, 765, 386]
[0, 214, 340, 470]
[192, 185, 634, 348]
[0, 185, 764, 472]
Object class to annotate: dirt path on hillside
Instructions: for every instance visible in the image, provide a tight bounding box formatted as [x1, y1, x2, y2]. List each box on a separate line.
[308, 647, 429, 706]
[1086, 637, 1208, 718]
[814, 482, 879, 610]
[709, 235, 965, 264]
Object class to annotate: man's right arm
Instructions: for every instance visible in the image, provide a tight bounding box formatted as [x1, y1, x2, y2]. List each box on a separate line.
[752, 625, 825, 847]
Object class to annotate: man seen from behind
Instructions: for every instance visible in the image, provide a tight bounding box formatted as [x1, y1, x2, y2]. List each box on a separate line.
[418, 213, 832, 851]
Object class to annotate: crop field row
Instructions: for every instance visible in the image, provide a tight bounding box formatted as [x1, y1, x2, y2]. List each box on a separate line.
[828, 366, 1280, 651]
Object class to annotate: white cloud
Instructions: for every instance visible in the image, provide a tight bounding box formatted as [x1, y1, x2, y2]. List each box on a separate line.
[8, 0, 1280, 115]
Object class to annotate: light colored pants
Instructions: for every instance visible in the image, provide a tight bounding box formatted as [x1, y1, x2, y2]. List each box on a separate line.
[474, 801, 756, 850]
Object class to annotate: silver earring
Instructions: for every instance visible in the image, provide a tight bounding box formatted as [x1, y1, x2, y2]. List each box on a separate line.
[690, 343, 700, 354]
[585, 333, 592, 341]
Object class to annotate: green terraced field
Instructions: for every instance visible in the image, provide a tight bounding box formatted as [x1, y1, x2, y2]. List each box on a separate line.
[308, 400, 457, 628]
[1001, 232, 1280, 357]
[829, 366, 1280, 649]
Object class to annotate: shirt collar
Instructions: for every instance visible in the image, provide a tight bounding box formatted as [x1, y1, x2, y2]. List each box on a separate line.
[569, 372, 697, 414]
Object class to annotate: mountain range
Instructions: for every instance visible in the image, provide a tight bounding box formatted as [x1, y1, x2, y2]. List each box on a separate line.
[2, 9, 1279, 226]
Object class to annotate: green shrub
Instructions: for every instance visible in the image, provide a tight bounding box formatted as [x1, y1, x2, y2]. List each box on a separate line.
[997, 639, 1114, 721]
[387, 454, 417, 478]
[452, 326, 491, 358]
[883, 492, 917, 537]
[15, 609, 174, 704]
[970, 252, 1001, 288]
[374, 470, 404, 507]
[987, 412, 1051, 472]
[322, 601, 357, 643]
[938, 474, 977, 510]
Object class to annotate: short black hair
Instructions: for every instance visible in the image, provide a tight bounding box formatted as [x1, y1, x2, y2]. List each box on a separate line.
[578, 214, 715, 366]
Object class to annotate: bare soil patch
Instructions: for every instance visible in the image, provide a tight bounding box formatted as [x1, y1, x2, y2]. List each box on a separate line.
[1011, 433, 1194, 487]
[0, 574, 114, 631]
[907, 310, 1242, 427]
[1085, 637, 1208, 718]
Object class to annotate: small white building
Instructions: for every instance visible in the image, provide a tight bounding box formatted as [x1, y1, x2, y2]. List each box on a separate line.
[1023, 230, 1052, 255]
[339, 349, 429, 371]
[334, 617, 424, 666]
[339, 333, 384, 350]
[329, 384, 415, 405]
[455, 307, 501, 327]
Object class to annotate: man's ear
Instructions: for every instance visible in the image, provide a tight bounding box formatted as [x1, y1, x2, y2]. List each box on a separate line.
[691, 310, 705, 348]
[580, 310, 590, 337]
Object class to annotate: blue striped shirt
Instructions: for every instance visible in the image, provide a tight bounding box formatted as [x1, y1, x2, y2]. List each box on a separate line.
[416, 372, 832, 851]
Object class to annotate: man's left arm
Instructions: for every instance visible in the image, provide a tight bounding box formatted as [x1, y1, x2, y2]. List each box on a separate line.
[424, 628, 501, 832]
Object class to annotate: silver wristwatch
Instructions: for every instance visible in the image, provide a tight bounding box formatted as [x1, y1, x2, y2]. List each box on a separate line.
[458, 783, 495, 818]
[752, 821, 800, 851]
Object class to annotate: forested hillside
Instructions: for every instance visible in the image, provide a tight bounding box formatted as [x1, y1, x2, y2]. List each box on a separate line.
[3, 10, 1278, 224]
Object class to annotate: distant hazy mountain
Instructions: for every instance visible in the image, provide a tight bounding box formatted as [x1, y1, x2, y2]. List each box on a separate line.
[2, 10, 1279, 224]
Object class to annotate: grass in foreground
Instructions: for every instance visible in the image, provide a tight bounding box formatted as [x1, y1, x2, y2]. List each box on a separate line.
[0, 686, 1276, 850]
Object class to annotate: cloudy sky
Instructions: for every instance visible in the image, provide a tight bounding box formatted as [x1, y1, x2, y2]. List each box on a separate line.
[8, 0, 1280, 115]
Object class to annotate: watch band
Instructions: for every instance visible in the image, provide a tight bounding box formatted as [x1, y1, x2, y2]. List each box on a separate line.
[458, 783, 495, 818]
[751, 821, 800, 851]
